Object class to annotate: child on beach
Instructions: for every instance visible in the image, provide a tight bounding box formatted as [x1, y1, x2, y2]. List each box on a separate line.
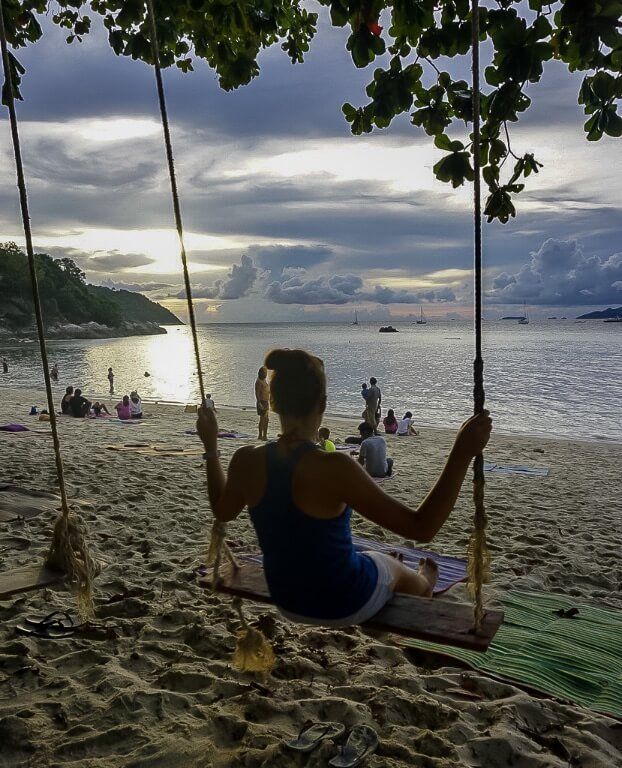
[383, 409, 398, 434]
[318, 427, 336, 452]
[92, 401, 110, 417]
[129, 391, 143, 419]
[397, 411, 419, 436]
[196, 348, 491, 627]
[107, 367, 114, 394]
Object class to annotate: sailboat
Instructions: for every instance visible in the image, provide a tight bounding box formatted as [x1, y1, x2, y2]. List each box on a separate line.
[416, 305, 427, 325]
[351, 310, 359, 326]
[518, 301, 529, 325]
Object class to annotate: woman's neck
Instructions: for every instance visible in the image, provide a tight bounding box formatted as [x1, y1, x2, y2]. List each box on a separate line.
[279, 417, 319, 444]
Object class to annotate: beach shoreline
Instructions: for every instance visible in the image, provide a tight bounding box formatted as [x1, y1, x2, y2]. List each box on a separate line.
[1, 385, 621, 766]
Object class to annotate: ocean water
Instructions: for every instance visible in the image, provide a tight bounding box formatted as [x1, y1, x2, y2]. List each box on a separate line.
[1, 321, 621, 442]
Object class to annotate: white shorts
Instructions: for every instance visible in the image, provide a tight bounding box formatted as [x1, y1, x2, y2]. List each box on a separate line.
[278, 551, 395, 628]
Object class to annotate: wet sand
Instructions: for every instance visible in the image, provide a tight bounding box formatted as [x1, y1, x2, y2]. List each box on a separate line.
[1, 386, 621, 767]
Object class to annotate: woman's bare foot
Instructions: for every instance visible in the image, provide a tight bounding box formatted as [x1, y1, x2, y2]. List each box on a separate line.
[418, 557, 439, 597]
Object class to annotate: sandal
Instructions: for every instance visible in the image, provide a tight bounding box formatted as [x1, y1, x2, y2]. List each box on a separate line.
[24, 610, 76, 631]
[329, 725, 379, 767]
[285, 720, 346, 752]
[17, 623, 75, 639]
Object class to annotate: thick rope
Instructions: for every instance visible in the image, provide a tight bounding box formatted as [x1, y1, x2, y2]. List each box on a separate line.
[144, 2, 265, 673]
[467, 0, 490, 630]
[0, 0, 95, 617]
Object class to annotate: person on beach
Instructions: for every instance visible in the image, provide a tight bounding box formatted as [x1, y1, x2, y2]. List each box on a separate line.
[115, 395, 132, 420]
[129, 391, 143, 419]
[204, 393, 217, 412]
[196, 348, 491, 627]
[2, 358, 8, 374]
[365, 377, 381, 434]
[92, 401, 110, 417]
[255, 367, 269, 441]
[318, 427, 336, 452]
[60, 386, 74, 414]
[70, 388, 91, 418]
[383, 408, 398, 435]
[107, 367, 114, 394]
[344, 421, 370, 445]
[358, 422, 394, 478]
[50, 363, 59, 382]
[397, 411, 419, 436]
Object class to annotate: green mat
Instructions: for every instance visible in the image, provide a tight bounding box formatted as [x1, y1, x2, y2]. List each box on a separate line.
[400, 591, 622, 719]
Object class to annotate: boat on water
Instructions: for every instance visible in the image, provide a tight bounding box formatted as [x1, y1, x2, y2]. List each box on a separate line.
[518, 301, 529, 325]
[604, 316, 622, 323]
[415, 305, 427, 325]
[548, 316, 557, 320]
[379, 325, 398, 333]
[351, 310, 359, 326]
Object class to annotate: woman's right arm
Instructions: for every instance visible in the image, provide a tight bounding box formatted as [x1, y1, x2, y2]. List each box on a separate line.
[336, 412, 491, 542]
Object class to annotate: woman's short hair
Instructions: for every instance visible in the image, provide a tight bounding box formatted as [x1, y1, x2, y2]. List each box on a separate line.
[264, 349, 326, 418]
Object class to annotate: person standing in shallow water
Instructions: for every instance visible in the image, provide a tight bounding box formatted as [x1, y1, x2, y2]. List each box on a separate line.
[255, 366, 270, 441]
[50, 363, 59, 382]
[107, 367, 114, 394]
[2, 358, 8, 374]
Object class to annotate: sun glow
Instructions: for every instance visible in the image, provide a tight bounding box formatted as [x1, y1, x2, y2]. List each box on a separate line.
[77, 118, 161, 143]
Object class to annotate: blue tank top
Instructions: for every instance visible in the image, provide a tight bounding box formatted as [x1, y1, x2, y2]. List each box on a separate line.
[249, 441, 378, 620]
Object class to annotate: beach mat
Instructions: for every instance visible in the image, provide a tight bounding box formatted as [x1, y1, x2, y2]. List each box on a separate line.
[0, 485, 61, 522]
[398, 590, 622, 719]
[106, 443, 204, 457]
[223, 535, 466, 596]
[184, 429, 251, 439]
[484, 462, 549, 477]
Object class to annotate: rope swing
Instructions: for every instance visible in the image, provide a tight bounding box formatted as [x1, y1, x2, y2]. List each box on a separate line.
[467, 0, 490, 630]
[144, 0, 273, 673]
[0, 0, 97, 618]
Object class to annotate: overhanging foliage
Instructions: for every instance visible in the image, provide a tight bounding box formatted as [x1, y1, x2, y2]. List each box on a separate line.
[2, 1, 621, 223]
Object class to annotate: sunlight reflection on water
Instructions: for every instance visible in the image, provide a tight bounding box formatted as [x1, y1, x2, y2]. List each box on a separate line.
[1, 321, 621, 442]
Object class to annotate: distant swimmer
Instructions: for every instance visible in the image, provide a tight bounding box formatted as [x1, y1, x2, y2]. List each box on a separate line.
[107, 367, 114, 394]
[255, 366, 270, 441]
[51, 363, 59, 382]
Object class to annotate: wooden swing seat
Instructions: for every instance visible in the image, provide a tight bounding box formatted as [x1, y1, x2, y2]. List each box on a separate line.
[0, 562, 64, 599]
[200, 562, 503, 652]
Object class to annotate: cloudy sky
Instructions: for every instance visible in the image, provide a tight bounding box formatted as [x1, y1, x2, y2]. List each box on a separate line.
[1, 4, 620, 322]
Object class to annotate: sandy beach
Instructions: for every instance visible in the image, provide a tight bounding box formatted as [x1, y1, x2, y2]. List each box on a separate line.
[1, 385, 621, 767]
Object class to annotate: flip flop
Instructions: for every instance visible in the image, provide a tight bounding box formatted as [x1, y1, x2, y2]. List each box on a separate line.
[24, 610, 76, 631]
[16, 623, 75, 639]
[329, 725, 379, 767]
[285, 721, 346, 752]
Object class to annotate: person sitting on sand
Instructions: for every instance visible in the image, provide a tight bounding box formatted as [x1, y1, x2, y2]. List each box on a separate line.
[358, 422, 394, 478]
[115, 395, 132, 420]
[397, 411, 419, 436]
[255, 367, 269, 441]
[383, 409, 398, 434]
[318, 426, 336, 452]
[70, 388, 91, 418]
[129, 390, 143, 419]
[60, 386, 74, 414]
[92, 401, 110, 417]
[195, 348, 491, 627]
[344, 421, 369, 445]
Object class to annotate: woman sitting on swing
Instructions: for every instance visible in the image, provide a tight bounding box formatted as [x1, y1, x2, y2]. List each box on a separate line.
[197, 349, 491, 627]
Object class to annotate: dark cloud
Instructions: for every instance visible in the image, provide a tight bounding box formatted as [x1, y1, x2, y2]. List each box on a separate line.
[360, 285, 456, 304]
[99, 278, 173, 292]
[179, 254, 258, 300]
[266, 273, 363, 305]
[488, 239, 622, 305]
[86, 252, 156, 271]
[249, 244, 332, 275]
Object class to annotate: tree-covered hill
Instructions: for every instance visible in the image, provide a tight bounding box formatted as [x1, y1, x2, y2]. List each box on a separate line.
[0, 242, 180, 334]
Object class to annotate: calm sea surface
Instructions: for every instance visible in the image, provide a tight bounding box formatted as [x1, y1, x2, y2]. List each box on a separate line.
[1, 321, 621, 442]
